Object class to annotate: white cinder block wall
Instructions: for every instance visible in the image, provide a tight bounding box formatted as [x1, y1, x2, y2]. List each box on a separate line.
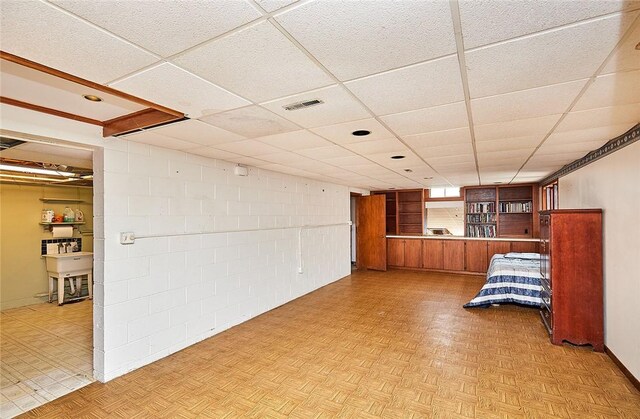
[94, 140, 352, 381]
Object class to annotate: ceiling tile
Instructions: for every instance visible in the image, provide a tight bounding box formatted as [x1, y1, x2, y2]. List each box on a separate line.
[345, 55, 464, 115]
[545, 124, 635, 145]
[295, 145, 352, 160]
[465, 13, 637, 98]
[124, 131, 200, 150]
[189, 147, 245, 161]
[381, 102, 469, 136]
[275, 0, 456, 80]
[52, 0, 261, 57]
[536, 140, 605, 156]
[150, 120, 245, 146]
[403, 127, 472, 149]
[602, 20, 640, 74]
[556, 103, 640, 132]
[232, 156, 270, 167]
[573, 70, 640, 111]
[261, 85, 370, 128]
[257, 151, 307, 165]
[255, 130, 331, 150]
[415, 143, 474, 159]
[476, 135, 543, 153]
[110, 63, 250, 118]
[322, 155, 372, 166]
[1, 0, 157, 83]
[255, 0, 299, 13]
[471, 80, 586, 125]
[477, 148, 534, 163]
[310, 119, 395, 145]
[174, 21, 333, 102]
[214, 139, 284, 156]
[459, 0, 632, 49]
[344, 138, 408, 155]
[200, 106, 299, 138]
[474, 115, 561, 142]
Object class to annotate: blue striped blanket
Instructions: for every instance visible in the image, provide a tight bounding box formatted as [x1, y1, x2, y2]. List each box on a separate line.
[463, 253, 542, 308]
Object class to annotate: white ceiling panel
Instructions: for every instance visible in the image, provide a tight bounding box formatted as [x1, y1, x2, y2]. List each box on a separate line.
[544, 124, 634, 146]
[402, 127, 472, 149]
[536, 140, 605, 156]
[258, 151, 308, 165]
[602, 19, 640, 74]
[476, 135, 543, 153]
[344, 138, 408, 155]
[124, 130, 200, 151]
[110, 63, 250, 118]
[255, 0, 299, 13]
[414, 143, 474, 159]
[189, 147, 246, 161]
[322, 155, 374, 167]
[471, 80, 586, 125]
[261, 85, 370, 128]
[477, 148, 535, 162]
[573, 70, 640, 111]
[52, 0, 261, 57]
[1, 142, 93, 169]
[214, 139, 284, 156]
[150, 120, 245, 147]
[199, 106, 299, 138]
[174, 21, 333, 102]
[557, 104, 640, 132]
[474, 115, 561, 142]
[255, 130, 331, 150]
[295, 145, 353, 160]
[1, 0, 158, 83]
[427, 154, 476, 166]
[232, 156, 270, 167]
[465, 12, 637, 98]
[459, 0, 632, 49]
[345, 55, 464, 115]
[274, 0, 456, 81]
[381, 102, 469, 136]
[310, 119, 395, 145]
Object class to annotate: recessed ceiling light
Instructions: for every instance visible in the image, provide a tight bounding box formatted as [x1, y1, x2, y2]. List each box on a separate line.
[351, 130, 371, 136]
[424, 177, 433, 180]
[404, 169, 413, 173]
[390, 155, 405, 159]
[635, 41, 640, 50]
[494, 181, 503, 184]
[83, 94, 103, 102]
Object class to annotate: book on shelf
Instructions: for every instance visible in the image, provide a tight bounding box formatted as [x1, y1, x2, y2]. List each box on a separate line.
[466, 213, 496, 223]
[466, 224, 496, 238]
[499, 201, 532, 213]
[466, 202, 495, 213]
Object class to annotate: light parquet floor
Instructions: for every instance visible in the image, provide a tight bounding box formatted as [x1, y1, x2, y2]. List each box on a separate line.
[20, 269, 640, 418]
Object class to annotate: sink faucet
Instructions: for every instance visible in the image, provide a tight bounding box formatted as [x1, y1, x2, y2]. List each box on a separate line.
[58, 243, 65, 254]
[65, 243, 72, 253]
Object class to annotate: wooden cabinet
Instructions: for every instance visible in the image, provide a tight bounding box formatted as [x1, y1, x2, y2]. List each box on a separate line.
[422, 239, 444, 269]
[387, 238, 422, 268]
[487, 241, 511, 264]
[443, 240, 464, 271]
[387, 238, 404, 267]
[540, 210, 603, 351]
[511, 241, 538, 253]
[465, 241, 488, 272]
[404, 239, 422, 268]
[397, 190, 424, 235]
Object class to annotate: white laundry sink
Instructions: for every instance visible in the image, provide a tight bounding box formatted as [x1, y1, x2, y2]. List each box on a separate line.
[44, 252, 93, 273]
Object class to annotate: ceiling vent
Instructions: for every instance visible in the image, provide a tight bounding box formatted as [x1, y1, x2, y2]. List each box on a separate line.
[0, 137, 26, 150]
[283, 99, 324, 111]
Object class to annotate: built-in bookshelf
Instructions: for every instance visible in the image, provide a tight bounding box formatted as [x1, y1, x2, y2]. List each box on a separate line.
[384, 191, 398, 235]
[397, 190, 424, 235]
[465, 187, 497, 237]
[464, 184, 538, 238]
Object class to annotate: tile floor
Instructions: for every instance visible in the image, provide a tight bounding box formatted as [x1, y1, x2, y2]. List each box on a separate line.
[0, 300, 93, 418]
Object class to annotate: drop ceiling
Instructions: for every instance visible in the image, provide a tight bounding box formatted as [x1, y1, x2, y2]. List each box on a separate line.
[1, 0, 639, 190]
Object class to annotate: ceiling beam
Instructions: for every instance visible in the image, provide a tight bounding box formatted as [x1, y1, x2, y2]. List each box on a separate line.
[103, 108, 184, 137]
[0, 96, 103, 126]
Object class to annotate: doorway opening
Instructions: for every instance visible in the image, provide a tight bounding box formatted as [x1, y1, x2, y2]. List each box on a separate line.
[0, 137, 95, 417]
[350, 192, 361, 268]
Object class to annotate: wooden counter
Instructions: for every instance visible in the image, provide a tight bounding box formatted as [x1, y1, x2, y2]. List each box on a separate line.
[386, 235, 539, 274]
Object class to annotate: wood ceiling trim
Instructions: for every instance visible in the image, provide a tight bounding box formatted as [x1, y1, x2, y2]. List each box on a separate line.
[103, 108, 183, 137]
[0, 96, 103, 126]
[1, 50, 184, 118]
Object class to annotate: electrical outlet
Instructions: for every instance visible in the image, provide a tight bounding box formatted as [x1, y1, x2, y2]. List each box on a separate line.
[120, 232, 135, 245]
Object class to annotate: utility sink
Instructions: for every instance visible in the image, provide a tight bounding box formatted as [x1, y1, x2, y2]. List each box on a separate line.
[44, 252, 93, 273]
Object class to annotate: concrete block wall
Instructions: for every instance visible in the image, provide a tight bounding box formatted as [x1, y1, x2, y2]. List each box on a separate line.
[94, 140, 352, 381]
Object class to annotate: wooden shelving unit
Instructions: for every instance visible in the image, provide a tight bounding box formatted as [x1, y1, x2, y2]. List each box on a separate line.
[397, 190, 424, 235]
[464, 184, 538, 238]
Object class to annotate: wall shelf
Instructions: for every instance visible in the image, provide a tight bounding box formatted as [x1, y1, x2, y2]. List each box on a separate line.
[40, 222, 85, 226]
[40, 198, 85, 203]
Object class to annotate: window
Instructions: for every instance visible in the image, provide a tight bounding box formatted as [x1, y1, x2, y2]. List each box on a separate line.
[429, 187, 460, 198]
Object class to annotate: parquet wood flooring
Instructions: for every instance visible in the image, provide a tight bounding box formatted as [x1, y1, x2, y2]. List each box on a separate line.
[20, 269, 640, 418]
